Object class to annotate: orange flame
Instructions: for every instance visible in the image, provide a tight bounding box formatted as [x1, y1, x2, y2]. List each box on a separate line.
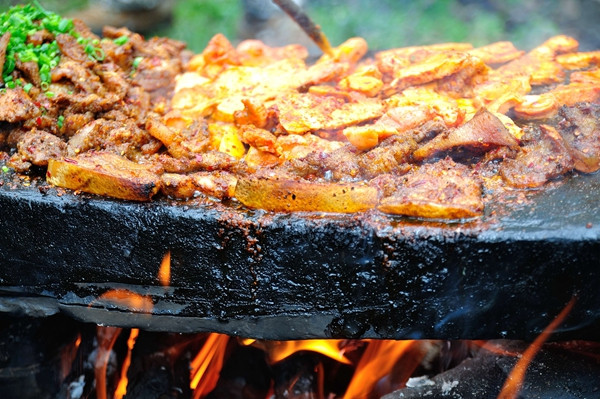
[95, 289, 154, 313]
[59, 333, 81, 382]
[265, 339, 352, 365]
[190, 333, 230, 399]
[497, 296, 576, 399]
[343, 340, 417, 399]
[159, 251, 171, 286]
[114, 328, 140, 399]
[95, 326, 123, 399]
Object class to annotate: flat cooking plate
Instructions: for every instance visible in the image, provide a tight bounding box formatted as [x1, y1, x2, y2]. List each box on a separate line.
[0, 170, 599, 340]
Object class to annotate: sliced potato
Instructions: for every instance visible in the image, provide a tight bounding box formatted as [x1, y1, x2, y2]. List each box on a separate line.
[235, 176, 378, 213]
[378, 198, 482, 220]
[47, 152, 160, 201]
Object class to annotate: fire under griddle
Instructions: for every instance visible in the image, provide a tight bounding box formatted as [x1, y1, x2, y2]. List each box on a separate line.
[0, 170, 599, 341]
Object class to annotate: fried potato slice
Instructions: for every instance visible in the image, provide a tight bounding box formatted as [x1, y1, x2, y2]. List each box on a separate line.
[47, 152, 160, 201]
[387, 52, 482, 93]
[474, 36, 577, 112]
[387, 87, 464, 127]
[375, 43, 473, 77]
[494, 35, 577, 80]
[512, 94, 559, 120]
[339, 65, 384, 97]
[244, 147, 282, 170]
[342, 105, 434, 150]
[467, 41, 524, 65]
[276, 133, 344, 160]
[378, 158, 483, 219]
[570, 67, 600, 84]
[276, 91, 385, 134]
[235, 176, 378, 213]
[555, 50, 600, 70]
[173, 57, 308, 120]
[513, 83, 600, 120]
[316, 37, 368, 64]
[474, 75, 531, 113]
[236, 39, 309, 66]
[529, 60, 565, 85]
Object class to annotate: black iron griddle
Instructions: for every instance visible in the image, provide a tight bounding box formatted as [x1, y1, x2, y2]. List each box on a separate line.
[0, 169, 599, 340]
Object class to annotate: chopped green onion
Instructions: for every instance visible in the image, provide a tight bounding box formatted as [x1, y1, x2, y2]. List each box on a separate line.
[132, 57, 143, 68]
[23, 82, 33, 93]
[45, 91, 54, 98]
[0, 2, 106, 92]
[1, 166, 9, 173]
[113, 36, 129, 46]
[131, 56, 143, 76]
[57, 18, 72, 33]
[57, 114, 64, 129]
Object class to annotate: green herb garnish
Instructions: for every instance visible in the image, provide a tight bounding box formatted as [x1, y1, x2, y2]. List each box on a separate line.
[113, 36, 129, 46]
[57, 114, 64, 128]
[130, 56, 143, 76]
[0, 2, 104, 91]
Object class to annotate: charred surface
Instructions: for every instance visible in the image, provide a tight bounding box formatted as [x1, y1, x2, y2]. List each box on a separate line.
[0, 170, 599, 340]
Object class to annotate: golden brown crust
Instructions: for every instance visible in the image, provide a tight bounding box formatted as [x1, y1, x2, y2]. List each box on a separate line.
[47, 152, 160, 201]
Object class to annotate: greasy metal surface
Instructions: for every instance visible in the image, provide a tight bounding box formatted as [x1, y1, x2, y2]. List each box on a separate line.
[0, 170, 599, 340]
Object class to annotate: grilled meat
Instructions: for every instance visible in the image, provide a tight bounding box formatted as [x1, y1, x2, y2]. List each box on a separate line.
[557, 102, 600, 173]
[377, 157, 483, 219]
[1, 4, 600, 220]
[500, 125, 574, 188]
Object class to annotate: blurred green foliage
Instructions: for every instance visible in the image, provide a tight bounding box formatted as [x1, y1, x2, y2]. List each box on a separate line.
[153, 0, 242, 52]
[4, 0, 599, 53]
[305, 0, 560, 50]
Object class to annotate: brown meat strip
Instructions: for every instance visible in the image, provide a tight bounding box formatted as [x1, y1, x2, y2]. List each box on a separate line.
[557, 102, 600, 173]
[413, 108, 518, 161]
[67, 118, 161, 158]
[357, 135, 416, 179]
[500, 125, 573, 188]
[16, 130, 66, 167]
[0, 89, 41, 123]
[160, 171, 237, 199]
[286, 145, 361, 181]
[378, 158, 483, 219]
